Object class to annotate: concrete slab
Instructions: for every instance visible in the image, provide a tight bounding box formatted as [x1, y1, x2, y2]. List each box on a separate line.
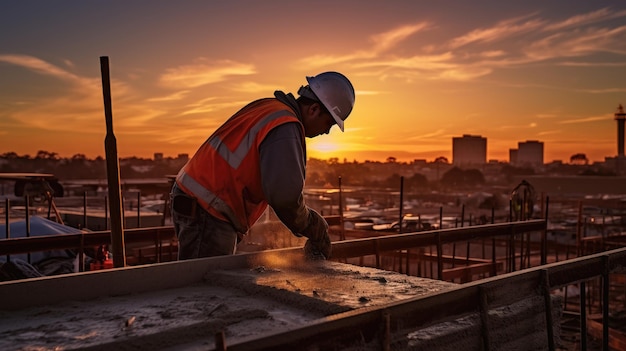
[0, 257, 456, 351]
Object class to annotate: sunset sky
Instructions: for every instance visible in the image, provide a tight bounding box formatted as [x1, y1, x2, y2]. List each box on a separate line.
[2, 1, 626, 164]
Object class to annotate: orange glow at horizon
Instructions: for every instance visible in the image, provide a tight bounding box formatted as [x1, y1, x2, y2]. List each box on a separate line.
[1, 2, 625, 164]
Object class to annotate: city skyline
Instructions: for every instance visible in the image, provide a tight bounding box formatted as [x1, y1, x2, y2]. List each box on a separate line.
[0, 135, 569, 166]
[2, 1, 626, 163]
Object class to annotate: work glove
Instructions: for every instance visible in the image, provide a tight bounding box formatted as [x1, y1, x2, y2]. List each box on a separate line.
[301, 210, 332, 260]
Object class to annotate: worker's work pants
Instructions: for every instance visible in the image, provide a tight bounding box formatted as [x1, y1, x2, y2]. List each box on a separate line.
[170, 184, 238, 260]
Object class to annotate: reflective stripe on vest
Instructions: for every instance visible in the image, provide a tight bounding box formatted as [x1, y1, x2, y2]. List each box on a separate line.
[209, 109, 295, 169]
[177, 169, 248, 233]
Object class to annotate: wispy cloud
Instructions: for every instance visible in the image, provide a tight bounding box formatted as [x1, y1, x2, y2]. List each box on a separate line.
[543, 8, 626, 31]
[356, 52, 455, 70]
[301, 9, 618, 82]
[535, 114, 559, 119]
[337, 7, 626, 83]
[0, 55, 118, 133]
[525, 25, 626, 60]
[371, 22, 431, 53]
[147, 90, 190, 102]
[559, 115, 611, 124]
[0, 54, 181, 138]
[537, 130, 561, 136]
[433, 66, 492, 81]
[577, 88, 626, 94]
[448, 14, 544, 48]
[0, 54, 94, 86]
[559, 61, 626, 67]
[298, 22, 431, 69]
[159, 59, 256, 89]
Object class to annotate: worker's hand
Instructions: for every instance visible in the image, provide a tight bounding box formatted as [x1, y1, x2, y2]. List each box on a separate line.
[300, 209, 328, 240]
[304, 235, 331, 260]
[301, 210, 331, 260]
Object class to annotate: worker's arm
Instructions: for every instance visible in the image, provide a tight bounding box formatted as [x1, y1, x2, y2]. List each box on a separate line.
[260, 122, 332, 259]
[259, 122, 310, 233]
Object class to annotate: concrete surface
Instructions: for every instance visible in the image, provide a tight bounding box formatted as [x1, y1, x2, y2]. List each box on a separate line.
[0, 258, 456, 351]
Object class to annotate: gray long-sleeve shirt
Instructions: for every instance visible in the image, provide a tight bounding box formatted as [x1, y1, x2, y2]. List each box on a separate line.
[259, 91, 311, 235]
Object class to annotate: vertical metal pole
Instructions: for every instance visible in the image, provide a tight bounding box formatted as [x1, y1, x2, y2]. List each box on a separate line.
[505, 199, 513, 272]
[79, 233, 84, 272]
[542, 196, 550, 265]
[576, 201, 583, 256]
[439, 206, 443, 230]
[46, 188, 52, 220]
[580, 281, 587, 351]
[429, 246, 433, 278]
[479, 286, 492, 351]
[437, 207, 442, 279]
[215, 330, 226, 351]
[122, 195, 126, 228]
[338, 176, 345, 241]
[137, 191, 141, 228]
[542, 269, 555, 351]
[466, 235, 470, 265]
[520, 229, 525, 269]
[83, 191, 87, 229]
[602, 255, 609, 351]
[4, 198, 10, 262]
[461, 204, 465, 228]
[522, 190, 527, 221]
[105, 196, 109, 230]
[452, 205, 464, 269]
[437, 233, 443, 280]
[460, 204, 465, 227]
[511, 228, 516, 272]
[398, 176, 404, 234]
[491, 207, 496, 276]
[25, 195, 30, 263]
[601, 215, 606, 251]
[100, 56, 126, 268]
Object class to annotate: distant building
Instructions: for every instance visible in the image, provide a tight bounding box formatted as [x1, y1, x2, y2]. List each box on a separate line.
[509, 149, 518, 165]
[510, 140, 544, 167]
[603, 155, 626, 175]
[452, 134, 486, 167]
[410, 159, 428, 166]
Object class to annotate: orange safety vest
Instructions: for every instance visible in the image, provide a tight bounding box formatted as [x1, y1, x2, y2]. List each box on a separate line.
[176, 98, 305, 234]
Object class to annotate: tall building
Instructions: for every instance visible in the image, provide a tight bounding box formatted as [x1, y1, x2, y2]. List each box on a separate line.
[513, 140, 544, 167]
[605, 104, 626, 174]
[615, 104, 626, 157]
[452, 134, 486, 167]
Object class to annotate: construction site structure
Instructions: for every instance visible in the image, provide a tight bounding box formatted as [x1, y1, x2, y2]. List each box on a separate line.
[1, 215, 626, 350]
[615, 104, 626, 157]
[2, 172, 626, 349]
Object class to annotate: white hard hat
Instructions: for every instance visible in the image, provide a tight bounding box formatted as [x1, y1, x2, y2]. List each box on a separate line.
[300, 71, 355, 132]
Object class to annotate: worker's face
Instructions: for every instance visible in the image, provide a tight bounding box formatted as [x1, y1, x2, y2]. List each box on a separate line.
[303, 103, 336, 138]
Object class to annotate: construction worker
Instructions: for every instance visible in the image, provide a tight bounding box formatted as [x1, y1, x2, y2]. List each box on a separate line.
[170, 72, 355, 260]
